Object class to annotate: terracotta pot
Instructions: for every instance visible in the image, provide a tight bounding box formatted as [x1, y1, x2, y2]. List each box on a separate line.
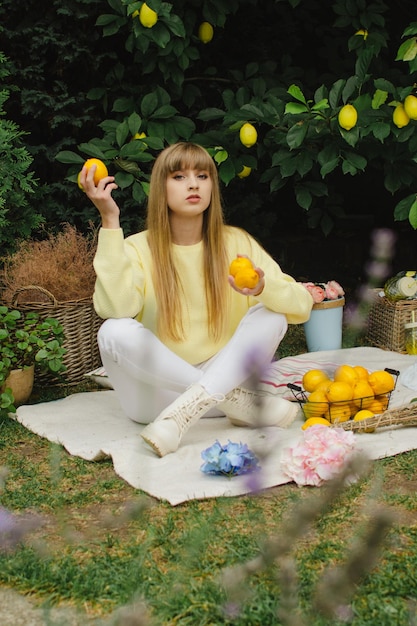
[3, 365, 35, 406]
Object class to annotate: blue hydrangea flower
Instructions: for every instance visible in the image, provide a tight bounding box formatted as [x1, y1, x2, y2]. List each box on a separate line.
[201, 440, 260, 477]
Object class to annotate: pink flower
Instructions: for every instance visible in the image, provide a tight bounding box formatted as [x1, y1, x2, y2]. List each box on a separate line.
[302, 280, 344, 302]
[310, 285, 326, 303]
[281, 425, 356, 487]
[327, 280, 345, 298]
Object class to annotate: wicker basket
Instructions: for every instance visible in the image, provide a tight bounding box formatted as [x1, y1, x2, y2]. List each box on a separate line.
[12, 285, 103, 386]
[366, 290, 417, 353]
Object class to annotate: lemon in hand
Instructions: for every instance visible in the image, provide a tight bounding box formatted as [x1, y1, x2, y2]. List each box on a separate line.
[78, 158, 108, 189]
[239, 123, 257, 148]
[338, 104, 358, 130]
[234, 268, 259, 289]
[229, 257, 254, 276]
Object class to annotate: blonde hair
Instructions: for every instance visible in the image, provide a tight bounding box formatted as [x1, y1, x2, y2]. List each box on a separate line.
[146, 143, 229, 342]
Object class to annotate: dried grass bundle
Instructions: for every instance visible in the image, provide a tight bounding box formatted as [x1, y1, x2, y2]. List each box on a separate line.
[1, 224, 97, 304]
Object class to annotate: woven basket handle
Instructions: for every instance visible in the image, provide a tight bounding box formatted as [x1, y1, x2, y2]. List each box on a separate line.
[12, 285, 58, 306]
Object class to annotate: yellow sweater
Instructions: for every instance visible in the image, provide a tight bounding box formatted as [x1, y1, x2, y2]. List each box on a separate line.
[93, 226, 313, 364]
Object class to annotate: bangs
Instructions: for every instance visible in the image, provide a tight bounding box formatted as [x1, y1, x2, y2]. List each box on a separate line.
[165, 143, 215, 174]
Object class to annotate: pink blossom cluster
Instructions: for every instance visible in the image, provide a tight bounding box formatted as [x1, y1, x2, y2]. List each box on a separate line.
[280, 425, 356, 487]
[302, 280, 344, 303]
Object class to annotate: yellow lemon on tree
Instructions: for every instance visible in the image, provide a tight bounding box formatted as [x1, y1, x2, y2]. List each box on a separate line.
[326, 381, 353, 403]
[234, 268, 259, 289]
[334, 364, 359, 386]
[368, 370, 395, 395]
[393, 103, 410, 128]
[338, 104, 358, 130]
[302, 416, 331, 430]
[302, 369, 329, 393]
[404, 94, 417, 120]
[238, 165, 252, 178]
[353, 409, 375, 433]
[139, 3, 158, 28]
[229, 256, 254, 276]
[78, 158, 108, 189]
[355, 28, 368, 40]
[198, 22, 214, 43]
[133, 132, 146, 140]
[239, 123, 257, 148]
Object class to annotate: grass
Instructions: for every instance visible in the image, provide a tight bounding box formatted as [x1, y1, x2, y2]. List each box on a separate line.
[0, 324, 417, 625]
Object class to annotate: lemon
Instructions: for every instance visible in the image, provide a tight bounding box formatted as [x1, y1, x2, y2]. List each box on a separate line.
[234, 268, 259, 289]
[239, 123, 257, 148]
[334, 364, 358, 386]
[353, 365, 369, 380]
[304, 390, 329, 418]
[326, 381, 353, 403]
[133, 132, 146, 139]
[328, 403, 351, 424]
[229, 257, 253, 276]
[338, 104, 358, 131]
[302, 369, 329, 393]
[368, 370, 395, 395]
[404, 94, 417, 120]
[355, 28, 368, 40]
[351, 380, 374, 409]
[393, 103, 410, 128]
[238, 165, 252, 178]
[198, 22, 214, 44]
[301, 417, 331, 430]
[139, 3, 158, 28]
[353, 409, 375, 433]
[78, 158, 108, 189]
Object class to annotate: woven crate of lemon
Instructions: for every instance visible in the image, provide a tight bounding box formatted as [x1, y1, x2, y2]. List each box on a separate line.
[288, 364, 399, 430]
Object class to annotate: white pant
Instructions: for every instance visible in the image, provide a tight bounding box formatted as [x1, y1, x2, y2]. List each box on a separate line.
[97, 303, 288, 423]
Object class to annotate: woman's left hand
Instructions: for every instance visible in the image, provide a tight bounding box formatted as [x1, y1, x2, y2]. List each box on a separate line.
[228, 263, 265, 297]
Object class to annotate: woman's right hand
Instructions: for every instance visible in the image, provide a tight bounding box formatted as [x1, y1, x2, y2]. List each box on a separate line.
[79, 164, 121, 229]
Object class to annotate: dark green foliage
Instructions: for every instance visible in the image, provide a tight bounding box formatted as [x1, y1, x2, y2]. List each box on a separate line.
[2, 0, 417, 252]
[0, 53, 41, 250]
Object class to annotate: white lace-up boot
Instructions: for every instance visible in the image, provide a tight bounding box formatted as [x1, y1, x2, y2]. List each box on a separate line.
[141, 384, 224, 457]
[220, 387, 298, 428]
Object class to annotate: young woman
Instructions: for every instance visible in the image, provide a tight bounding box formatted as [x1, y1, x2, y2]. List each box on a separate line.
[79, 142, 313, 457]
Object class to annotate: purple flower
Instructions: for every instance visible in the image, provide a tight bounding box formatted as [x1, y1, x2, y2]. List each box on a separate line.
[201, 440, 261, 477]
[0, 505, 44, 553]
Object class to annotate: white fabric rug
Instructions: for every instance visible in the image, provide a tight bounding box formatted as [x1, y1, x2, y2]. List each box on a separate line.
[15, 347, 417, 505]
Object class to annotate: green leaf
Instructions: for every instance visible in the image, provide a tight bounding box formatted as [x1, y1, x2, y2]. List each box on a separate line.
[114, 171, 135, 188]
[295, 186, 312, 209]
[329, 79, 345, 109]
[287, 84, 307, 104]
[127, 112, 142, 135]
[311, 98, 329, 112]
[218, 159, 235, 185]
[371, 89, 388, 109]
[152, 105, 177, 119]
[198, 108, 225, 121]
[372, 122, 391, 142]
[409, 199, 417, 229]
[214, 150, 228, 165]
[320, 158, 339, 177]
[286, 122, 308, 149]
[55, 151, 84, 165]
[285, 102, 309, 115]
[396, 38, 417, 62]
[344, 152, 367, 171]
[394, 194, 416, 221]
[116, 121, 130, 148]
[141, 93, 159, 118]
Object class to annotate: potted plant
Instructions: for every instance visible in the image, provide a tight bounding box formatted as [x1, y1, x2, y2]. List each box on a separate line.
[0, 306, 66, 415]
[302, 280, 345, 352]
[1, 224, 102, 385]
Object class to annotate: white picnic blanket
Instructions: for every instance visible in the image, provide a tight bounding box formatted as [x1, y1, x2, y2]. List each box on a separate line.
[15, 347, 417, 505]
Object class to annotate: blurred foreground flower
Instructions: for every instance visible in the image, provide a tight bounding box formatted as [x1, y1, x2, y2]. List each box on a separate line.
[201, 440, 260, 477]
[281, 426, 356, 487]
[0, 505, 44, 553]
